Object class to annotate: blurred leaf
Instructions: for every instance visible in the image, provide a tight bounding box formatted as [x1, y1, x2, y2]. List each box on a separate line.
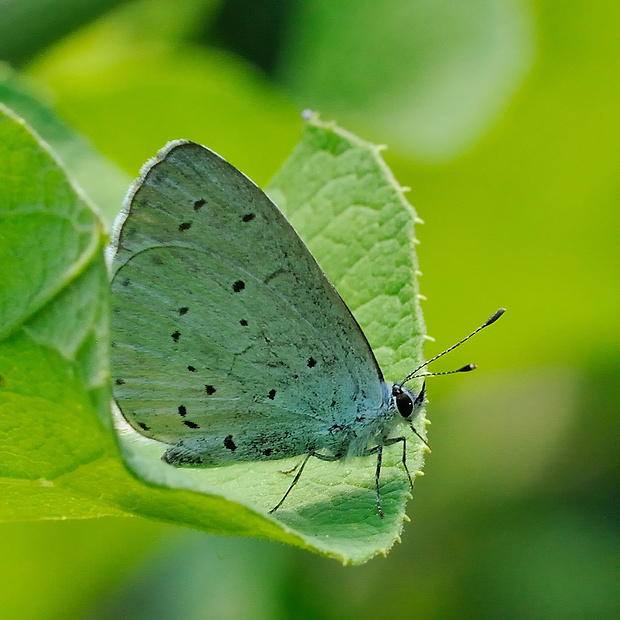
[386, 0, 620, 371]
[79, 0, 221, 45]
[0, 0, 133, 66]
[205, 0, 294, 75]
[278, 0, 535, 161]
[26, 0, 300, 192]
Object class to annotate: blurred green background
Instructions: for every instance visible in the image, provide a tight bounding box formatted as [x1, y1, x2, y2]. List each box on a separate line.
[1, 0, 619, 617]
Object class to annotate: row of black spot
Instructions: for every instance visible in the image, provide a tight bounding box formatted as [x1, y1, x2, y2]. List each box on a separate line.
[129, 221, 320, 436]
[119, 200, 258, 439]
[176, 200, 256, 233]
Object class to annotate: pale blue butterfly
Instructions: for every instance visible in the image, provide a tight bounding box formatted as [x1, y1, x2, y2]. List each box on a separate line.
[109, 141, 504, 516]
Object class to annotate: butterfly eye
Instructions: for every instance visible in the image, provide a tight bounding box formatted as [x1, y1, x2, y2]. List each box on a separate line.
[395, 389, 414, 419]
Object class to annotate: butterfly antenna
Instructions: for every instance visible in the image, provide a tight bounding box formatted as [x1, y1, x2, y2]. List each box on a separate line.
[401, 308, 506, 385]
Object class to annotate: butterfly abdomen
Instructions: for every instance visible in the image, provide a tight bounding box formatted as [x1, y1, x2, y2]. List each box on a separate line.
[161, 425, 330, 467]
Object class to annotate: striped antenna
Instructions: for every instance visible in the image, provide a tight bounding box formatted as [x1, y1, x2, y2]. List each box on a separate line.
[400, 308, 505, 385]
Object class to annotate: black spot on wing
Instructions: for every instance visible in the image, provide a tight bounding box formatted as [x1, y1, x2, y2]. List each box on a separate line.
[307, 357, 317, 368]
[205, 385, 216, 395]
[178, 405, 187, 417]
[115, 378, 125, 385]
[194, 198, 205, 211]
[268, 389, 276, 400]
[262, 448, 272, 456]
[233, 280, 245, 292]
[239, 319, 248, 326]
[179, 222, 192, 232]
[187, 366, 196, 372]
[138, 422, 150, 431]
[121, 278, 130, 287]
[224, 435, 237, 451]
[171, 331, 181, 342]
[242, 213, 255, 222]
[179, 307, 189, 315]
[184, 420, 199, 429]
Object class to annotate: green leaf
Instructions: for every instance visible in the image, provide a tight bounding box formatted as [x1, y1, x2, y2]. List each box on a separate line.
[268, 116, 426, 383]
[0, 105, 426, 564]
[0, 104, 103, 341]
[0, 103, 120, 516]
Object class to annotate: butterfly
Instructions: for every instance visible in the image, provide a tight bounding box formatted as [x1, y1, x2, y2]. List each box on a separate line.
[109, 140, 504, 516]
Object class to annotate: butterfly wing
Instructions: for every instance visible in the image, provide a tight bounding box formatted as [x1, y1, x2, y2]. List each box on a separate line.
[110, 141, 387, 466]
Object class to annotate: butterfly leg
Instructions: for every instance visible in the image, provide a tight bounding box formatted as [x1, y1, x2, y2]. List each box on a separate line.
[269, 452, 342, 514]
[269, 454, 312, 514]
[361, 444, 386, 517]
[365, 437, 413, 518]
[382, 436, 414, 488]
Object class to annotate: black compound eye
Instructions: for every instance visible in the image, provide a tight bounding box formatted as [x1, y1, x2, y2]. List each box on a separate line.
[396, 390, 414, 418]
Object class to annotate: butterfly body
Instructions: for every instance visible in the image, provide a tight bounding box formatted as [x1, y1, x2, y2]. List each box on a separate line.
[110, 140, 425, 513]
[156, 381, 420, 467]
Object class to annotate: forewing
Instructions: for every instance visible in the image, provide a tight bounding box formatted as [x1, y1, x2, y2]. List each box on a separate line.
[110, 141, 384, 464]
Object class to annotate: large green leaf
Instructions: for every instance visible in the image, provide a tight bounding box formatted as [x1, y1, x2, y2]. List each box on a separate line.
[0, 106, 426, 564]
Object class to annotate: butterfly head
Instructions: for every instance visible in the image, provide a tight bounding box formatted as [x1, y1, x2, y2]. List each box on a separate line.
[390, 382, 429, 447]
[392, 382, 425, 420]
